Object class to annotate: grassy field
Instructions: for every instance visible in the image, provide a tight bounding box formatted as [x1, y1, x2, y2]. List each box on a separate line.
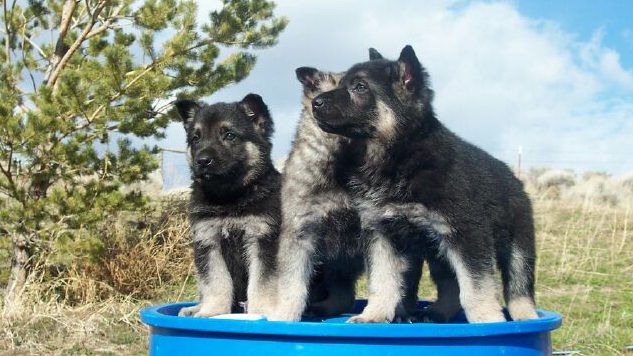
[1, 194, 632, 355]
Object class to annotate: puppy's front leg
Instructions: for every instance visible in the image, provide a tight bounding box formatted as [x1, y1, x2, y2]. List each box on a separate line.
[268, 227, 316, 321]
[246, 235, 278, 315]
[179, 222, 233, 318]
[348, 232, 407, 323]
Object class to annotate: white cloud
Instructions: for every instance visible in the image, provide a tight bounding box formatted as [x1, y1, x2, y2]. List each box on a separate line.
[162, 0, 633, 185]
[579, 29, 633, 89]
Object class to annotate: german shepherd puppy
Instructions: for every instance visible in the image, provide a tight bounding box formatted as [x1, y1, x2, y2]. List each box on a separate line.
[311, 46, 538, 323]
[174, 94, 281, 317]
[269, 69, 364, 321]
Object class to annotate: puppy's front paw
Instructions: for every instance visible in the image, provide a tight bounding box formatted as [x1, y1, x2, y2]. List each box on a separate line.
[465, 308, 506, 323]
[267, 307, 302, 322]
[178, 304, 201, 317]
[508, 297, 538, 321]
[178, 303, 230, 318]
[247, 303, 274, 316]
[347, 311, 393, 324]
[267, 313, 301, 322]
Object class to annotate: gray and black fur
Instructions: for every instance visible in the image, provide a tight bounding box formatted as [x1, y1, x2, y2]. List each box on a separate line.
[311, 46, 538, 323]
[269, 69, 364, 321]
[174, 94, 281, 317]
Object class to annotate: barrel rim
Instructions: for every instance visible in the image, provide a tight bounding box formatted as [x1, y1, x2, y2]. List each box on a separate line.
[140, 300, 562, 339]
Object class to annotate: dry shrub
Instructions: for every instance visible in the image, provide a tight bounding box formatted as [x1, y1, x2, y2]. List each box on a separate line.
[560, 171, 633, 208]
[91, 209, 191, 299]
[523, 169, 576, 199]
[0, 197, 194, 353]
[581, 170, 610, 181]
[617, 171, 633, 191]
[562, 173, 616, 207]
[536, 169, 576, 189]
[26, 199, 193, 305]
[525, 168, 633, 208]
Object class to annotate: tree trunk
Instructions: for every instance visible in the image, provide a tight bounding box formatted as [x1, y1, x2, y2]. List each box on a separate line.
[3, 233, 30, 315]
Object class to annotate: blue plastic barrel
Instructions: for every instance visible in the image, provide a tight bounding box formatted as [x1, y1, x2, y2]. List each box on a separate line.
[140, 300, 562, 355]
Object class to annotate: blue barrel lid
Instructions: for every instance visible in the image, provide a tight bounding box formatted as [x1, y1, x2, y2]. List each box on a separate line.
[140, 301, 562, 339]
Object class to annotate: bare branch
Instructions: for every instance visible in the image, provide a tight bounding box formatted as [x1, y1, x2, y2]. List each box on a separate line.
[44, 0, 78, 83]
[44, 0, 77, 83]
[23, 34, 47, 60]
[3, 0, 12, 64]
[85, 3, 125, 40]
[59, 0, 77, 41]
[20, 32, 39, 93]
[18, 104, 30, 113]
[0, 145, 21, 203]
[84, 0, 93, 18]
[46, 2, 106, 90]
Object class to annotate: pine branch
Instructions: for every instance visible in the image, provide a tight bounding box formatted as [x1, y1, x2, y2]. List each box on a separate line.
[74, 35, 242, 130]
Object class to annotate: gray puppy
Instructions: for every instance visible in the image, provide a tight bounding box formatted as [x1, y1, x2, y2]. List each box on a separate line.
[269, 69, 364, 321]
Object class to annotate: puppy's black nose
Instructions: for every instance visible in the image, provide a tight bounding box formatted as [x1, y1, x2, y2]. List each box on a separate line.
[312, 97, 325, 110]
[196, 156, 213, 167]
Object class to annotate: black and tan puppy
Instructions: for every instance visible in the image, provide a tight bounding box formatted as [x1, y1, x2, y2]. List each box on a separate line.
[311, 46, 538, 323]
[175, 94, 281, 317]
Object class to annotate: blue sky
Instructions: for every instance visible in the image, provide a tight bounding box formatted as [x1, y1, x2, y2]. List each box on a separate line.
[516, 0, 633, 69]
[158, 0, 633, 189]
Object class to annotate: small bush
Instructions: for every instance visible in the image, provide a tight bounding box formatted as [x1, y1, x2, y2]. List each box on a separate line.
[28, 201, 192, 304]
[536, 169, 576, 189]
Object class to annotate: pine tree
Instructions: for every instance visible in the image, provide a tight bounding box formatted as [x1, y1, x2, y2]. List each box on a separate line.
[0, 0, 287, 311]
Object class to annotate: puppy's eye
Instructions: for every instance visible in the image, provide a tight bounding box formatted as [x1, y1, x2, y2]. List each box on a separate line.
[224, 132, 237, 141]
[192, 133, 200, 143]
[354, 81, 368, 92]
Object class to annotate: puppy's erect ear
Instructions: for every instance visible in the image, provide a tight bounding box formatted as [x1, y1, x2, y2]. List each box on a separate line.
[174, 99, 200, 128]
[397, 45, 423, 92]
[296, 67, 320, 89]
[241, 93, 274, 139]
[369, 48, 383, 60]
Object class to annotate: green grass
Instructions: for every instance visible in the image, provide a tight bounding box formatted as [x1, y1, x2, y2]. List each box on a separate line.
[1, 197, 631, 355]
[532, 201, 633, 355]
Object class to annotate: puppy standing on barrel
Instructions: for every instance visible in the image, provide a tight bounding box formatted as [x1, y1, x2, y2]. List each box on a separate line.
[269, 69, 364, 321]
[174, 94, 281, 317]
[311, 46, 538, 323]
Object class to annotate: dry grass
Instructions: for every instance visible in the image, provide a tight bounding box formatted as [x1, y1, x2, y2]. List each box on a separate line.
[1, 297, 149, 355]
[531, 199, 633, 355]
[0, 199, 197, 354]
[1, 183, 632, 355]
[31, 204, 192, 304]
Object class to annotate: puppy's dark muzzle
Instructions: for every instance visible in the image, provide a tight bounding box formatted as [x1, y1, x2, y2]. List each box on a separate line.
[311, 96, 336, 122]
[193, 154, 219, 180]
[196, 156, 214, 167]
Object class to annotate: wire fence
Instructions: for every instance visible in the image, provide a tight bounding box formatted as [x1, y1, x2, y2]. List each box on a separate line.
[156, 146, 632, 191]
